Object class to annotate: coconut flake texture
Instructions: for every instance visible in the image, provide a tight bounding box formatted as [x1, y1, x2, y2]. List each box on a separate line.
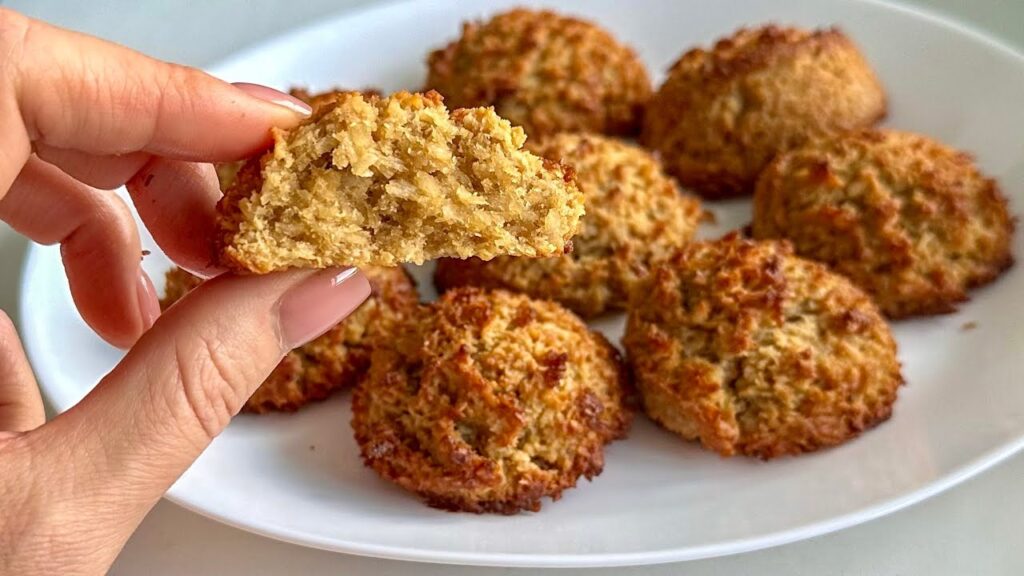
[217, 91, 584, 272]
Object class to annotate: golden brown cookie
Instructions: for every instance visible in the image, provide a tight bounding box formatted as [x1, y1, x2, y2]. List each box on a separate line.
[435, 133, 703, 317]
[426, 8, 651, 137]
[623, 235, 902, 459]
[160, 265, 419, 413]
[352, 288, 633, 513]
[641, 25, 886, 199]
[217, 91, 583, 272]
[752, 129, 1014, 318]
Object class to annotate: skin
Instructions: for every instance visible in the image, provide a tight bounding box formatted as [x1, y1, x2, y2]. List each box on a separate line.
[0, 9, 372, 575]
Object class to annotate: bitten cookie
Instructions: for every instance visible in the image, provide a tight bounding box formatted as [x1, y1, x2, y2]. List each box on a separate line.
[217, 91, 583, 271]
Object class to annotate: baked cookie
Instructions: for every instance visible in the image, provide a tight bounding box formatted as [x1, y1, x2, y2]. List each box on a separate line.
[753, 129, 1014, 318]
[623, 235, 902, 459]
[160, 265, 419, 413]
[217, 91, 583, 272]
[641, 25, 886, 199]
[427, 8, 651, 137]
[352, 288, 632, 513]
[435, 133, 703, 317]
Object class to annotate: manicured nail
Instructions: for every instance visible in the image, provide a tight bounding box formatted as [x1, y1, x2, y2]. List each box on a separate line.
[136, 268, 161, 332]
[233, 82, 313, 117]
[277, 268, 371, 349]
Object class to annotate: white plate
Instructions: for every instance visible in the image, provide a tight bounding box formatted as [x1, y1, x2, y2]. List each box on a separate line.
[18, 0, 1024, 568]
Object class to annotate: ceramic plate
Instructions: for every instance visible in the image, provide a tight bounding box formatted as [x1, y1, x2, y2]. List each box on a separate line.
[19, 0, 1024, 567]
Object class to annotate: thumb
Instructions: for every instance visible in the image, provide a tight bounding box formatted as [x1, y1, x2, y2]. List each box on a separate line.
[20, 267, 369, 563]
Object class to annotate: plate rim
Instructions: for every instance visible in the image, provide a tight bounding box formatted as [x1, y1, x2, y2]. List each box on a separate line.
[17, 0, 1024, 567]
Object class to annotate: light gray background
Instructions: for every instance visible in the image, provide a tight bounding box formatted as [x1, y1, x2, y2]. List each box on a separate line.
[2, 1, 1023, 574]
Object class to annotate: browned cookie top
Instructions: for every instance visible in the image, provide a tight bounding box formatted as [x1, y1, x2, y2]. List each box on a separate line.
[641, 25, 886, 199]
[352, 287, 632, 513]
[753, 129, 1013, 318]
[427, 8, 651, 137]
[624, 235, 902, 459]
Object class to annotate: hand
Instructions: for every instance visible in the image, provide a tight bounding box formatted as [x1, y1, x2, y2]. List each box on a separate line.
[0, 9, 371, 575]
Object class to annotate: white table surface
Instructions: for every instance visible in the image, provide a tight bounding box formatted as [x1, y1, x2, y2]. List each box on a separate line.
[3, 0, 1023, 573]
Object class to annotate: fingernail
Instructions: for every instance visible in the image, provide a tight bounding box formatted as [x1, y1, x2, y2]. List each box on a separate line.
[136, 268, 161, 332]
[277, 268, 371, 349]
[177, 263, 225, 281]
[233, 82, 312, 117]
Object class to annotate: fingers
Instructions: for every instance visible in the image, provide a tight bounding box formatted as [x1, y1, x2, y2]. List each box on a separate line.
[0, 311, 44, 432]
[23, 268, 369, 566]
[0, 8, 310, 194]
[0, 11, 316, 344]
[0, 157, 156, 348]
[126, 158, 227, 278]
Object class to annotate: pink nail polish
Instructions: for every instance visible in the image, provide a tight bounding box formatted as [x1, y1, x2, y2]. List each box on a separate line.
[277, 268, 371, 349]
[233, 82, 313, 117]
[136, 268, 161, 332]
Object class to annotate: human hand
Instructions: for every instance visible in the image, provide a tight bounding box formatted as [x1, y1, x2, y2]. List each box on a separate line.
[0, 9, 371, 575]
